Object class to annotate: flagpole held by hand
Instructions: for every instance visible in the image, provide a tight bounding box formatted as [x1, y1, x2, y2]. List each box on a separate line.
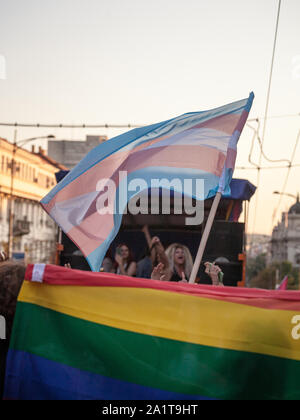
[189, 192, 222, 284]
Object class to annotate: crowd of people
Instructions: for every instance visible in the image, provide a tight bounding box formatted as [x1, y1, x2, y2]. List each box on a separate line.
[104, 225, 224, 286]
[1, 225, 224, 286]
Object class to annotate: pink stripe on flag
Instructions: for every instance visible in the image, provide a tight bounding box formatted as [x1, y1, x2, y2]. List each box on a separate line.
[235, 110, 249, 133]
[117, 145, 226, 176]
[61, 146, 226, 256]
[190, 112, 241, 135]
[43, 150, 130, 214]
[45, 145, 226, 212]
[67, 213, 114, 256]
[132, 135, 169, 152]
[225, 148, 237, 169]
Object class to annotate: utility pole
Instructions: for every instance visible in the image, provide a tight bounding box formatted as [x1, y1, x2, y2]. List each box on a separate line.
[7, 132, 55, 259]
[7, 129, 17, 259]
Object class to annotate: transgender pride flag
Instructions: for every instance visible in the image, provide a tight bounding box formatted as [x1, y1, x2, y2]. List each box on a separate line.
[41, 93, 254, 271]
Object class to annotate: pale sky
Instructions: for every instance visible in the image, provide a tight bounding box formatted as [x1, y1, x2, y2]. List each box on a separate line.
[1, 0, 300, 235]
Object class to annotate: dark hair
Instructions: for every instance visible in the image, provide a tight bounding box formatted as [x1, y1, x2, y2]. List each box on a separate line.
[104, 247, 113, 260]
[0, 261, 25, 398]
[144, 246, 151, 258]
[0, 261, 25, 338]
[113, 243, 135, 270]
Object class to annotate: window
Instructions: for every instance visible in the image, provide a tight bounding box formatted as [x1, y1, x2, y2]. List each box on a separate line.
[15, 161, 20, 178]
[40, 207, 44, 226]
[31, 202, 34, 222]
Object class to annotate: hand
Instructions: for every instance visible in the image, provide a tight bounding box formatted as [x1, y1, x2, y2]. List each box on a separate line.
[150, 236, 160, 247]
[179, 271, 188, 283]
[151, 263, 166, 281]
[115, 254, 123, 266]
[151, 237, 165, 255]
[205, 262, 221, 285]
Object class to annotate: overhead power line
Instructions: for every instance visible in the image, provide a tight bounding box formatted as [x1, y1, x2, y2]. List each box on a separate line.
[259, 0, 282, 160]
[242, 119, 297, 171]
[251, 0, 282, 238]
[271, 128, 300, 229]
[248, 113, 300, 122]
[246, 120, 291, 165]
[246, 121, 260, 169]
[236, 163, 300, 170]
[0, 112, 298, 130]
[0, 122, 143, 129]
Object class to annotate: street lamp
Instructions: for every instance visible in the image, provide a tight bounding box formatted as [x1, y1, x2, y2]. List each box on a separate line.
[272, 190, 299, 225]
[273, 191, 299, 200]
[15, 135, 55, 148]
[8, 134, 56, 258]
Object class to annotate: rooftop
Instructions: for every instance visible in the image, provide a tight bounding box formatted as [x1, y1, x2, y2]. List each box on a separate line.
[289, 194, 300, 215]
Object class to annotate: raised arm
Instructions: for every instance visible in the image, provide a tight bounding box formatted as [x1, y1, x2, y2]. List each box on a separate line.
[204, 262, 224, 286]
[142, 225, 152, 249]
[142, 225, 157, 264]
[151, 237, 169, 270]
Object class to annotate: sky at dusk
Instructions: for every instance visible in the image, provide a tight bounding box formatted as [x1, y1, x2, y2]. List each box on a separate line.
[1, 0, 300, 235]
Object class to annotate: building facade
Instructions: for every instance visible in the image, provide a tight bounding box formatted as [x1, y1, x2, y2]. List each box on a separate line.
[271, 197, 300, 267]
[48, 135, 107, 169]
[0, 137, 66, 263]
[246, 234, 271, 260]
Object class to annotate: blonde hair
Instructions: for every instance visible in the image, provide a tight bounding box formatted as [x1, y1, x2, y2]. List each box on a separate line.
[165, 243, 193, 278]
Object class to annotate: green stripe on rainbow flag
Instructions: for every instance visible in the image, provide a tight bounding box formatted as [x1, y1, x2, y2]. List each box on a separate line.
[9, 301, 300, 400]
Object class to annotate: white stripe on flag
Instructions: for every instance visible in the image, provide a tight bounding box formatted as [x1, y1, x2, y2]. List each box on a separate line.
[32, 264, 46, 283]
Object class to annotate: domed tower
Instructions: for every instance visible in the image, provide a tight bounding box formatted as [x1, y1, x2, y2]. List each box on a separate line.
[288, 194, 300, 215]
[272, 194, 300, 266]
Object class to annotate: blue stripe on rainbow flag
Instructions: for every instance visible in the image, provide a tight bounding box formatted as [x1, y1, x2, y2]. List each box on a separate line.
[4, 350, 212, 400]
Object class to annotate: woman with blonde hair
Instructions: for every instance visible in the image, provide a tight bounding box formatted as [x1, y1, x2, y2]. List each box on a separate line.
[165, 243, 193, 282]
[151, 242, 223, 286]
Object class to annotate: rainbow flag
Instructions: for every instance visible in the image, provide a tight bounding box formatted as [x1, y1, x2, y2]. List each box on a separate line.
[41, 94, 254, 272]
[4, 264, 300, 400]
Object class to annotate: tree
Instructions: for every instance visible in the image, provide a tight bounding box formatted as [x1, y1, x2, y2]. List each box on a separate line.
[249, 260, 299, 290]
[246, 253, 267, 284]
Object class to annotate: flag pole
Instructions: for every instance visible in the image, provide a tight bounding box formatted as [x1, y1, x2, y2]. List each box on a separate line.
[189, 192, 222, 284]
